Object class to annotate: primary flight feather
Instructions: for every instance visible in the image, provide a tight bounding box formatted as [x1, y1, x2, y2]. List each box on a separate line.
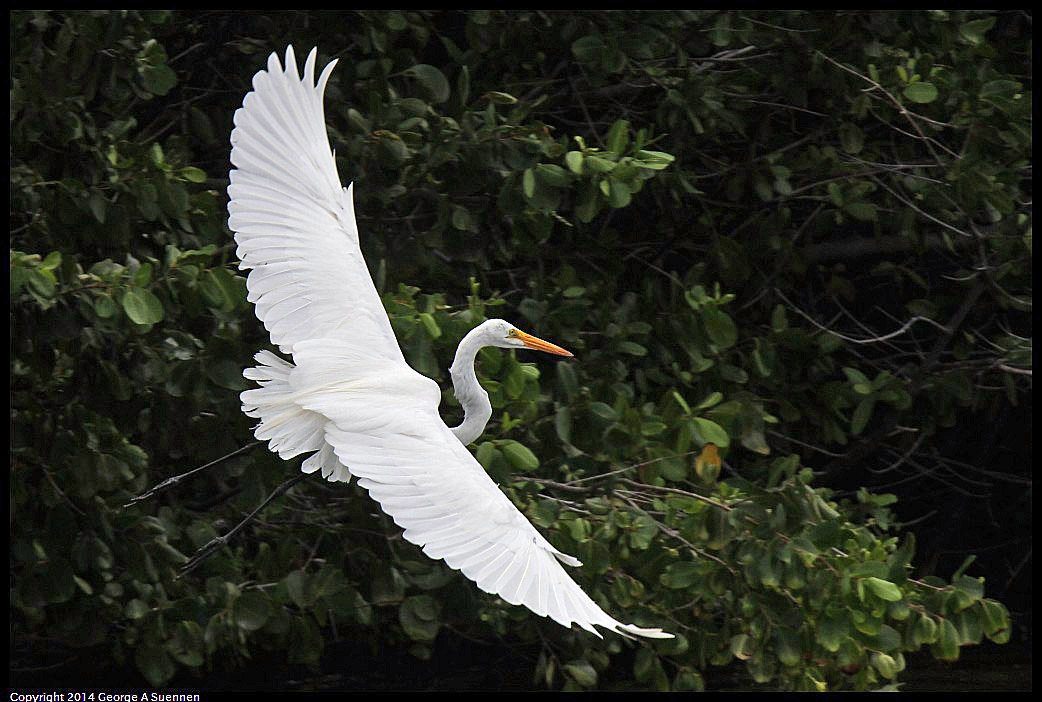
[229, 45, 672, 640]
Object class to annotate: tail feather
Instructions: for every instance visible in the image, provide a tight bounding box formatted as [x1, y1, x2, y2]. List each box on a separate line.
[241, 350, 351, 482]
[301, 441, 350, 482]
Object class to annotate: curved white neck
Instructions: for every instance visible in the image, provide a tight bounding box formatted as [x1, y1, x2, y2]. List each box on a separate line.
[447, 328, 493, 445]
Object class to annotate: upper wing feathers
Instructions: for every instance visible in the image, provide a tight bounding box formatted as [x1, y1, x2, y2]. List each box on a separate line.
[229, 46, 403, 361]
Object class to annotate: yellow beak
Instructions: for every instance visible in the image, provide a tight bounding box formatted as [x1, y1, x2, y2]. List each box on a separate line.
[514, 329, 573, 357]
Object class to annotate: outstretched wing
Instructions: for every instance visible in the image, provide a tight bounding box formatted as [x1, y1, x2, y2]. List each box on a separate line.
[229, 46, 403, 362]
[232, 47, 671, 638]
[291, 338, 671, 639]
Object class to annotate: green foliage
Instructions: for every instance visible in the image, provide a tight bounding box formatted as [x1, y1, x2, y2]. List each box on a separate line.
[11, 9, 1027, 692]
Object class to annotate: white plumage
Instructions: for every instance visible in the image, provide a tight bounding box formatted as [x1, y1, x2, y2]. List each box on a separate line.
[229, 45, 672, 640]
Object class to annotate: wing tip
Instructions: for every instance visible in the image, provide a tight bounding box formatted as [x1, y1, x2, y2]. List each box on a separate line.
[553, 551, 582, 568]
[615, 624, 675, 640]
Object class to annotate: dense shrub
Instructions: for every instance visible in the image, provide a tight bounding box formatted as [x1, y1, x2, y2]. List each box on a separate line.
[11, 10, 1029, 690]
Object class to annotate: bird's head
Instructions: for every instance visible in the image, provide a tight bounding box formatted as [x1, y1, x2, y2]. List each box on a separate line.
[478, 319, 573, 357]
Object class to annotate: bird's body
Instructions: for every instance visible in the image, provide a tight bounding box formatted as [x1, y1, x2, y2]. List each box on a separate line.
[230, 46, 671, 639]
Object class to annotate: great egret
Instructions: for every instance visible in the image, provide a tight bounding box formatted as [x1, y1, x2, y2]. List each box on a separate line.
[228, 46, 672, 640]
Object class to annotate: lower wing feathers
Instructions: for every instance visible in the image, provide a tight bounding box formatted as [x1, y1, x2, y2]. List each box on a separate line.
[285, 346, 670, 638]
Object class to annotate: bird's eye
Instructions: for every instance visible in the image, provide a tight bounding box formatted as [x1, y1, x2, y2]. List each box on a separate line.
[507, 329, 518, 337]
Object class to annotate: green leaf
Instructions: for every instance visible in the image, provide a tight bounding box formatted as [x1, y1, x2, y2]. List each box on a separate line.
[26, 269, 57, 300]
[672, 391, 692, 414]
[934, 618, 960, 661]
[476, 442, 498, 469]
[903, 82, 939, 104]
[863, 576, 902, 602]
[871, 651, 898, 679]
[285, 569, 309, 608]
[953, 574, 984, 608]
[980, 79, 1022, 100]
[844, 202, 878, 221]
[556, 362, 578, 401]
[730, 633, 753, 661]
[827, 182, 844, 207]
[914, 614, 938, 645]
[522, 169, 536, 199]
[91, 291, 116, 316]
[189, 106, 216, 144]
[10, 265, 29, 296]
[774, 627, 801, 667]
[851, 397, 874, 435]
[636, 150, 675, 168]
[851, 560, 889, 579]
[132, 261, 153, 287]
[536, 163, 571, 188]
[418, 312, 441, 339]
[124, 598, 149, 620]
[564, 660, 598, 688]
[500, 440, 539, 472]
[406, 64, 450, 103]
[661, 561, 701, 589]
[567, 517, 591, 543]
[980, 600, 1011, 643]
[140, 63, 177, 96]
[842, 367, 870, 385]
[838, 122, 865, 154]
[865, 624, 902, 652]
[206, 359, 249, 391]
[617, 341, 646, 356]
[959, 16, 996, 46]
[954, 608, 983, 645]
[529, 499, 559, 529]
[740, 428, 770, 455]
[605, 119, 630, 153]
[73, 574, 93, 595]
[485, 91, 518, 104]
[199, 268, 240, 310]
[233, 591, 271, 631]
[180, 166, 207, 183]
[692, 417, 729, 447]
[565, 150, 584, 174]
[887, 534, 915, 583]
[504, 362, 525, 398]
[572, 35, 607, 65]
[554, 407, 572, 444]
[456, 65, 470, 104]
[149, 143, 165, 167]
[347, 108, 371, 133]
[702, 307, 737, 348]
[122, 287, 164, 325]
[451, 206, 472, 231]
[641, 421, 667, 436]
[608, 179, 631, 208]
[585, 156, 615, 174]
[575, 183, 600, 223]
[816, 610, 849, 652]
[88, 192, 107, 223]
[135, 643, 175, 686]
[673, 668, 704, 691]
[399, 594, 441, 641]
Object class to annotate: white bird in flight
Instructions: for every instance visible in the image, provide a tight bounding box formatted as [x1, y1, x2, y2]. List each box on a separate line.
[228, 46, 672, 640]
